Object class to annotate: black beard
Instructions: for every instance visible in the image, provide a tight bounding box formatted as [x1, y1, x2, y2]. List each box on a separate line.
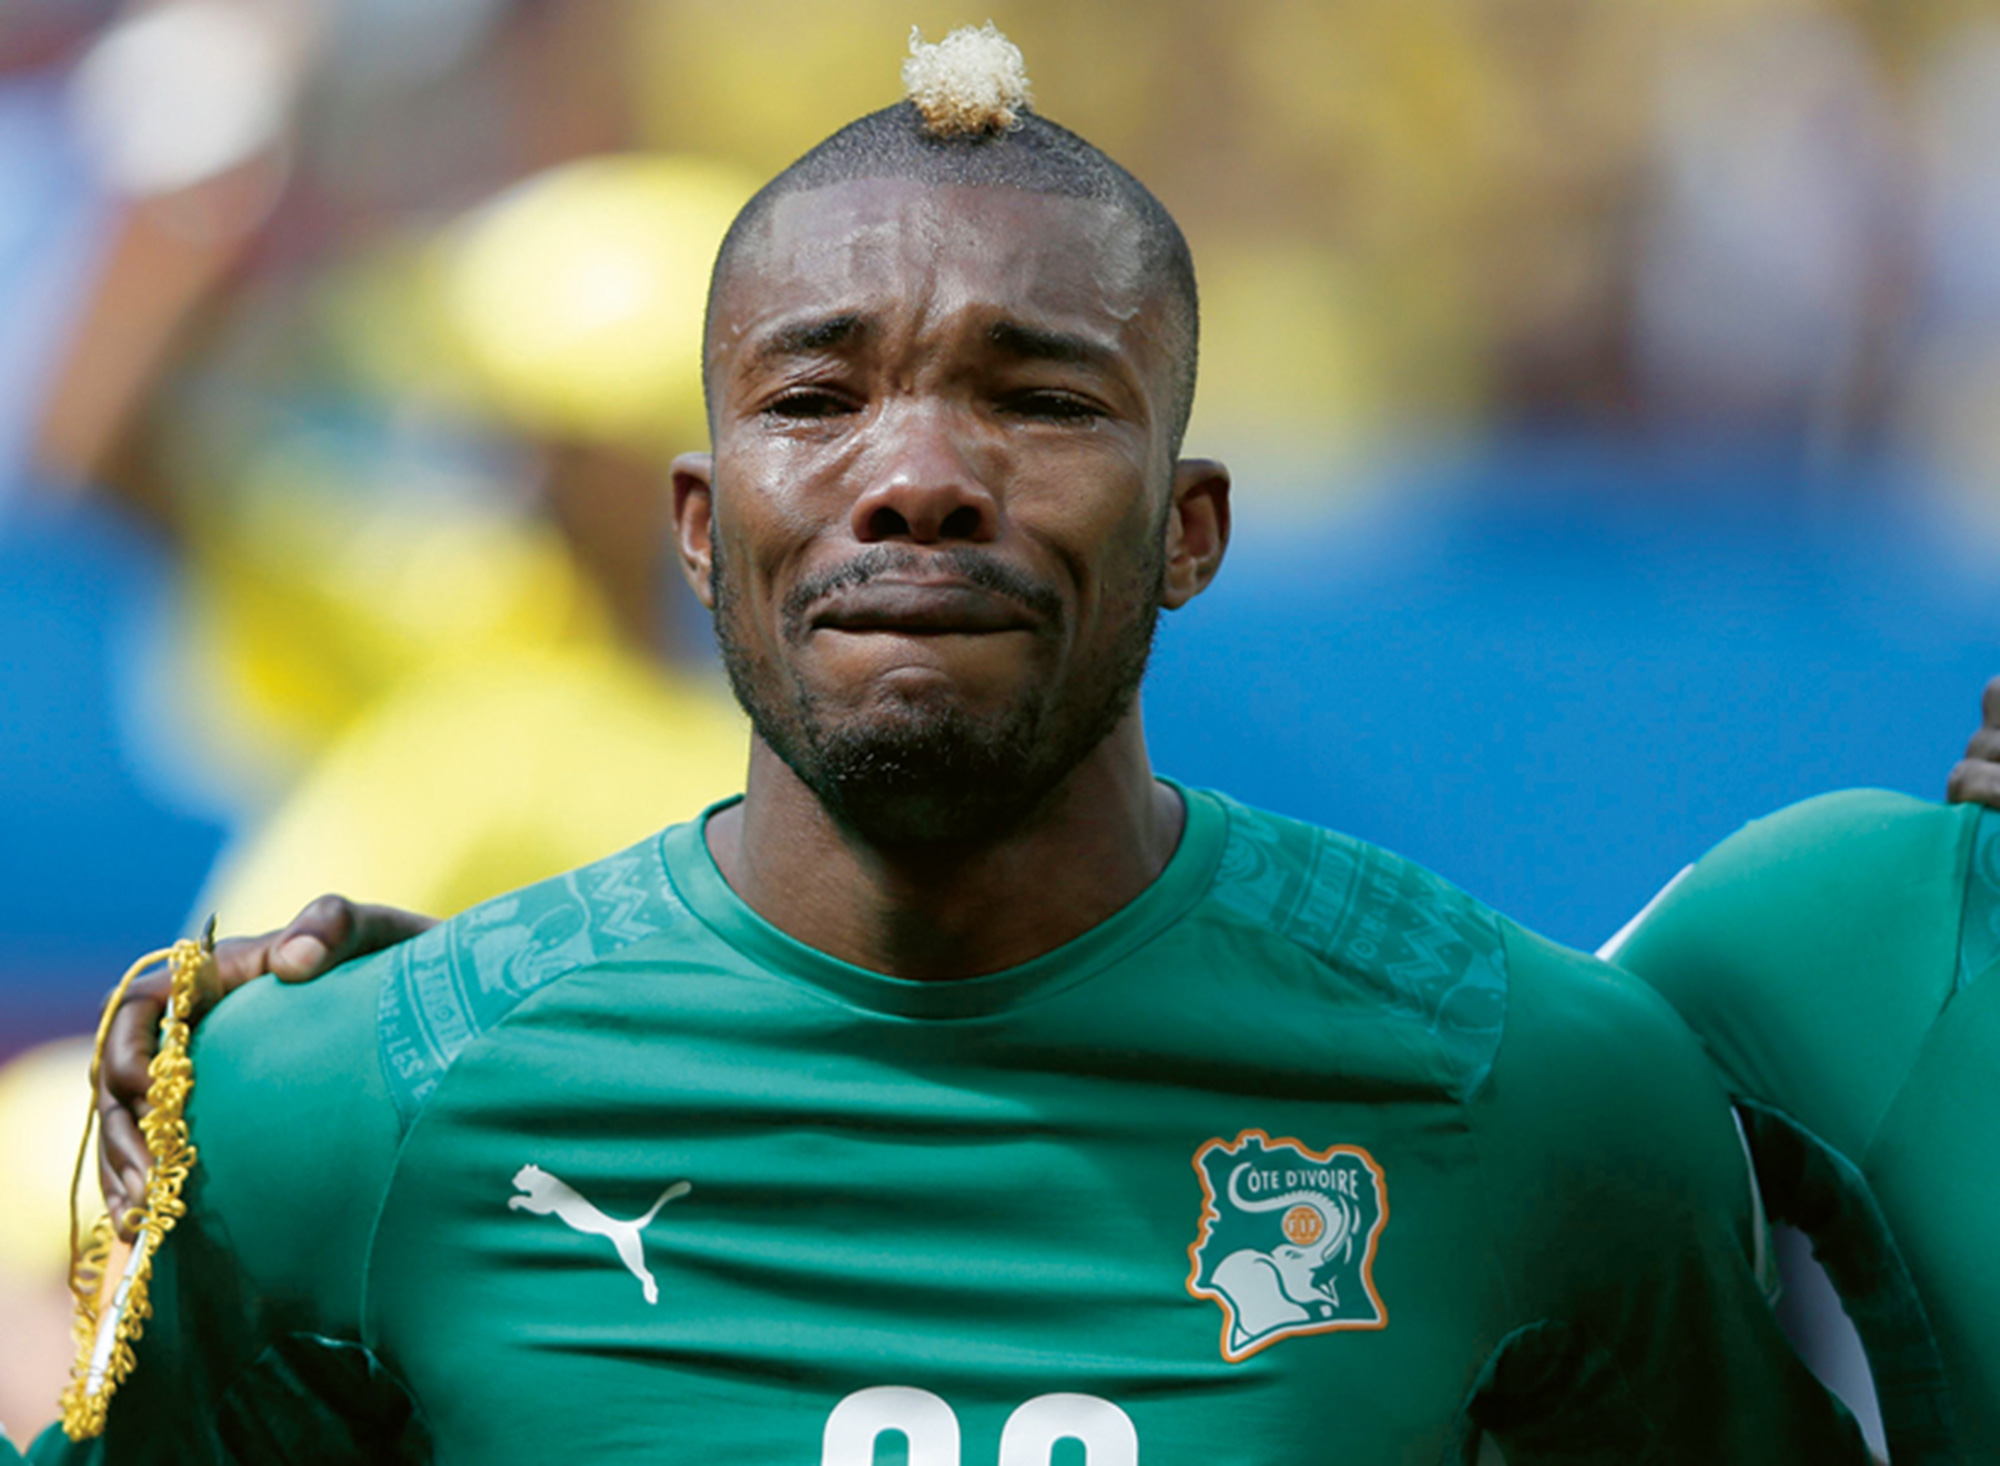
[712, 537, 1161, 848]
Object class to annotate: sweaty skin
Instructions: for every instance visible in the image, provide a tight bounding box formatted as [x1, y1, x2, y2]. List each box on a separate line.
[675, 179, 1229, 980]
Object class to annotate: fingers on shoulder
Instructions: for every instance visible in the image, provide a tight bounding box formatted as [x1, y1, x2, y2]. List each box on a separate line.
[1980, 673, 2000, 729]
[1948, 756, 2000, 808]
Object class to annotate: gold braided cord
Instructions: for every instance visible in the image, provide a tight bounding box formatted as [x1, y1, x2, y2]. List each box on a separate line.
[60, 930, 217, 1440]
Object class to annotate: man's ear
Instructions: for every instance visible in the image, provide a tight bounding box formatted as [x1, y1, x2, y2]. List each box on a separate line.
[671, 452, 717, 609]
[1160, 457, 1231, 610]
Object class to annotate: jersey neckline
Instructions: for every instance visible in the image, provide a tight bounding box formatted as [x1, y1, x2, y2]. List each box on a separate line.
[658, 779, 1227, 1020]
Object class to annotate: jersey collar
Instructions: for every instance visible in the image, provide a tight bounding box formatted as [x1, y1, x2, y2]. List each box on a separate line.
[659, 779, 1226, 1020]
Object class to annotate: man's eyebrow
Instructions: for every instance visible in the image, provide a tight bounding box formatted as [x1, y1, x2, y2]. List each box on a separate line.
[752, 313, 868, 362]
[987, 320, 1120, 372]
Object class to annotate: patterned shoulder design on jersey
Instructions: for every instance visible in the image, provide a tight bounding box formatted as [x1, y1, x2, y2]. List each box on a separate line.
[1958, 807, 2000, 994]
[377, 833, 693, 1128]
[1206, 796, 1509, 1100]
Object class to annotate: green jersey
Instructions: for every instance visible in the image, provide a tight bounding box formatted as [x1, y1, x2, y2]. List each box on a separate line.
[17, 788, 1861, 1464]
[1611, 789, 2000, 1464]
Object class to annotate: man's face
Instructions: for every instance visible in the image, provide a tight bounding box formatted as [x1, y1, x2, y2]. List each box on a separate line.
[681, 178, 1219, 845]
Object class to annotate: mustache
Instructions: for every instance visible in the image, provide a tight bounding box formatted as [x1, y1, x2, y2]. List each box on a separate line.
[781, 546, 1065, 640]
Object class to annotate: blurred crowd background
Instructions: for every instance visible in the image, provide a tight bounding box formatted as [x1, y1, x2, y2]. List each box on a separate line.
[4, 0, 2000, 1447]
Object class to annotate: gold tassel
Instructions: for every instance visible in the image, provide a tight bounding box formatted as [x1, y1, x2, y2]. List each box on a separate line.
[60, 922, 218, 1440]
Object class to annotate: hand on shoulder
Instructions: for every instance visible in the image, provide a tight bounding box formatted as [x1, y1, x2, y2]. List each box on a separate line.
[98, 896, 435, 1234]
[1947, 675, 2000, 809]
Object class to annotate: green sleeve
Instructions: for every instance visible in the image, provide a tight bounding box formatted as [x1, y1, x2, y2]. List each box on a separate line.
[1612, 790, 1986, 1461]
[1611, 789, 1970, 1159]
[19, 955, 427, 1464]
[1466, 925, 1867, 1464]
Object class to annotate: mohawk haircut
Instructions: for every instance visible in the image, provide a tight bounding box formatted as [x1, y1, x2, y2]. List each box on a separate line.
[704, 101, 1201, 453]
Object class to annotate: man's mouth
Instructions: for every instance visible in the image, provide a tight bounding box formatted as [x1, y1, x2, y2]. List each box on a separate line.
[779, 546, 1065, 644]
[811, 580, 1040, 635]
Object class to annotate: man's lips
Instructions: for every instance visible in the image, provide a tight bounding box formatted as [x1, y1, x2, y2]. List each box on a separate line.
[810, 580, 1040, 634]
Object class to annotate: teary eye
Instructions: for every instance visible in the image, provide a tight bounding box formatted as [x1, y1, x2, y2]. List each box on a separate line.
[1003, 390, 1105, 423]
[764, 389, 857, 420]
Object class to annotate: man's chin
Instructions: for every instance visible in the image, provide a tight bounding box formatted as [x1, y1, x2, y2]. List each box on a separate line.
[788, 713, 1051, 849]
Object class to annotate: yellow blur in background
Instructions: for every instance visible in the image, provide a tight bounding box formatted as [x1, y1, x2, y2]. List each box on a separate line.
[447, 155, 754, 452]
[174, 151, 759, 926]
[0, 1041, 92, 1446]
[200, 644, 745, 932]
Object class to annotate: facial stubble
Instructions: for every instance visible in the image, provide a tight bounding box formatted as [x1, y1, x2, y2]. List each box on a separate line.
[711, 530, 1166, 848]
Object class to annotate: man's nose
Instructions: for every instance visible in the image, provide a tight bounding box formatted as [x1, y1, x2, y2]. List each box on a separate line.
[850, 404, 1000, 544]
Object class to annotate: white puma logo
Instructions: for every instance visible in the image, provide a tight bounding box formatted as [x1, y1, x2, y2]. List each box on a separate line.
[508, 1163, 692, 1305]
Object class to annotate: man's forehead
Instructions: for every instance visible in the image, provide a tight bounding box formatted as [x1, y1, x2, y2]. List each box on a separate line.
[716, 177, 1154, 337]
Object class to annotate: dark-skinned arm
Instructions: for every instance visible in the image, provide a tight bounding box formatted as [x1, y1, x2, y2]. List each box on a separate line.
[97, 897, 435, 1233]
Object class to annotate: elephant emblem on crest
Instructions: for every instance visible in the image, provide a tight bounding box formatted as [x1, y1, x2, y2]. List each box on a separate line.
[1186, 1131, 1388, 1361]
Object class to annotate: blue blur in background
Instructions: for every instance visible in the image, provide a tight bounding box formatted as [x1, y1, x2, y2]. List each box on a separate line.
[1149, 435, 1999, 949]
[0, 497, 227, 1052]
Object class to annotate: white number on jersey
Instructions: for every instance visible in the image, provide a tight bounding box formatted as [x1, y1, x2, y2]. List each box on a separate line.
[997, 1394, 1138, 1466]
[824, 1388, 961, 1466]
[822, 1386, 1139, 1465]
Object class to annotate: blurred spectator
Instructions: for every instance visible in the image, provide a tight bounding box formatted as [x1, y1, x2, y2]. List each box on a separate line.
[1903, 21, 2000, 537]
[1634, 11, 1903, 452]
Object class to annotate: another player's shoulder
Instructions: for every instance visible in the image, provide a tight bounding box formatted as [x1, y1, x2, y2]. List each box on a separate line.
[375, 828, 703, 1125]
[1610, 790, 1986, 1165]
[1688, 788, 1972, 894]
[1613, 789, 1977, 1008]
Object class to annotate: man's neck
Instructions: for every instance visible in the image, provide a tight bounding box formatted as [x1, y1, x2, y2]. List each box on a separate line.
[704, 716, 1183, 981]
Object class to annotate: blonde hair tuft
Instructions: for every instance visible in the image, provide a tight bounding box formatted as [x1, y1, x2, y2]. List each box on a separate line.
[902, 23, 1031, 137]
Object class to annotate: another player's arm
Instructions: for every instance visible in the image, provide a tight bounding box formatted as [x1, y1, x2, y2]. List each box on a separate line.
[1469, 927, 1871, 1464]
[1609, 791, 1964, 1161]
[1608, 791, 1972, 1463]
